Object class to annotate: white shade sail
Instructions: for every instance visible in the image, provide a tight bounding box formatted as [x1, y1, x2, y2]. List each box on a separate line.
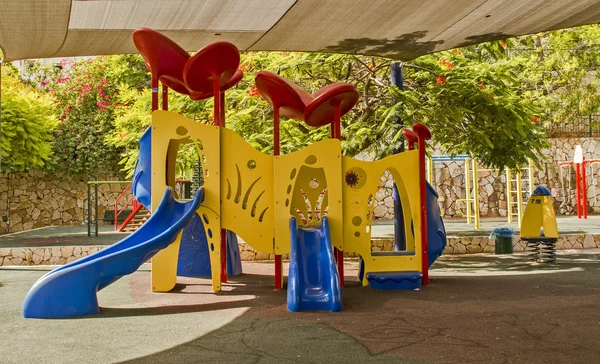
[1, 0, 599, 61]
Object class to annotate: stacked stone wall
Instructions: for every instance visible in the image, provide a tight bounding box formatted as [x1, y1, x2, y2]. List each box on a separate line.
[0, 171, 132, 233]
[373, 137, 600, 219]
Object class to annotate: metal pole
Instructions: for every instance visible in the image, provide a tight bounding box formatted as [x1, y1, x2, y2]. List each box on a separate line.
[151, 76, 158, 112]
[506, 167, 512, 224]
[87, 176, 91, 237]
[332, 104, 344, 287]
[162, 84, 168, 111]
[413, 125, 430, 286]
[427, 155, 433, 183]
[472, 159, 480, 230]
[516, 171, 523, 227]
[95, 177, 99, 237]
[465, 160, 472, 224]
[273, 105, 283, 290]
[575, 163, 582, 218]
[582, 157, 588, 219]
[0, 60, 3, 175]
[528, 158, 534, 197]
[390, 62, 407, 253]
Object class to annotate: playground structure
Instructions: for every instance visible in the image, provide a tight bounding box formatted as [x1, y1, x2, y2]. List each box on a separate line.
[557, 145, 600, 219]
[22, 28, 446, 318]
[427, 155, 534, 229]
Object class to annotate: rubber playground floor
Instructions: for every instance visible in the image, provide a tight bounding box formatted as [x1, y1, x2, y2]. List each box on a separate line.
[1, 216, 599, 249]
[2, 250, 600, 364]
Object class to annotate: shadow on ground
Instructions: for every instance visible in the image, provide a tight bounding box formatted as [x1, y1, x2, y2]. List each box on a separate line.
[118, 253, 600, 364]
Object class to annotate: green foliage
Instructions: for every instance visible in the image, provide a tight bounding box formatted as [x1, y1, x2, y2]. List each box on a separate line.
[0, 65, 57, 172]
[510, 25, 600, 128]
[14, 25, 600, 176]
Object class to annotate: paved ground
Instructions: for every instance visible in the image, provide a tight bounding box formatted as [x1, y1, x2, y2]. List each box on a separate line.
[2, 250, 600, 364]
[0, 225, 126, 248]
[2, 216, 599, 249]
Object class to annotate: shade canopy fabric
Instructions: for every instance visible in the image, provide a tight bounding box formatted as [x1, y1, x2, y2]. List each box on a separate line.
[1, 0, 599, 61]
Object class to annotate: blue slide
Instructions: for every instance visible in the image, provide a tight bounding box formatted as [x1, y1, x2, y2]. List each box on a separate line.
[287, 217, 342, 312]
[177, 214, 242, 277]
[132, 127, 242, 277]
[426, 182, 447, 266]
[22, 187, 203, 319]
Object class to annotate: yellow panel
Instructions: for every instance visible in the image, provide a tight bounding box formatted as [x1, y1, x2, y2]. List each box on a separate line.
[150, 111, 222, 292]
[521, 196, 558, 239]
[342, 150, 422, 285]
[219, 127, 275, 253]
[274, 139, 343, 253]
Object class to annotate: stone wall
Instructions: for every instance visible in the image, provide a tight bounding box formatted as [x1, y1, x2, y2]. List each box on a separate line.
[2, 234, 600, 266]
[373, 138, 600, 219]
[0, 171, 132, 233]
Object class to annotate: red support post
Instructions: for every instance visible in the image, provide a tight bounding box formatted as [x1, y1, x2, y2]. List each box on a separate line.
[220, 92, 226, 127]
[273, 105, 283, 290]
[575, 162, 582, 219]
[212, 78, 227, 283]
[332, 104, 344, 287]
[151, 76, 158, 112]
[412, 124, 431, 286]
[162, 84, 168, 111]
[582, 157, 588, 219]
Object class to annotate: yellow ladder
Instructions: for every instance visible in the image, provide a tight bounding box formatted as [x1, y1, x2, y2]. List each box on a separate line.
[506, 159, 534, 227]
[457, 158, 480, 230]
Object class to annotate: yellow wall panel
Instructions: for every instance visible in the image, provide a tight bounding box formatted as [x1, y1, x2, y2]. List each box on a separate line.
[274, 139, 343, 254]
[219, 127, 274, 253]
[150, 111, 222, 292]
[342, 150, 422, 285]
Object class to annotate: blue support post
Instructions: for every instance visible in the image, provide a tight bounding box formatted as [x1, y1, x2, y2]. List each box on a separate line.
[391, 62, 407, 251]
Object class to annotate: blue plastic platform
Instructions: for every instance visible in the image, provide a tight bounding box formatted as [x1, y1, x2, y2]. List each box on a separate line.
[287, 217, 342, 312]
[366, 271, 422, 290]
[22, 188, 203, 319]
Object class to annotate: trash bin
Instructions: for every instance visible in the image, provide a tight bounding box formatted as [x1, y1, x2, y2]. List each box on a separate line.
[491, 228, 514, 254]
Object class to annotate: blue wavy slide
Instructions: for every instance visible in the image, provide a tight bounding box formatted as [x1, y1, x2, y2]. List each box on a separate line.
[22, 187, 203, 319]
[287, 217, 342, 312]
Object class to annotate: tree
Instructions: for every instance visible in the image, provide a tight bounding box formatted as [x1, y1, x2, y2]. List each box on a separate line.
[0, 64, 57, 173]
[509, 24, 600, 129]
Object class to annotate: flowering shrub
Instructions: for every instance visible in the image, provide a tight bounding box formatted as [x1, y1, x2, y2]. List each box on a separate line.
[34, 58, 126, 175]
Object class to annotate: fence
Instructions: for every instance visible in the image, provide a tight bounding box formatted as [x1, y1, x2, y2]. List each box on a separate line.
[546, 115, 600, 138]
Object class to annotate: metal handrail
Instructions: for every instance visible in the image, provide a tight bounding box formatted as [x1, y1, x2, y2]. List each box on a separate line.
[114, 182, 133, 230]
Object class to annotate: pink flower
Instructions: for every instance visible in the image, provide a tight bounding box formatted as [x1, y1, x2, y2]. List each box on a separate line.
[77, 136, 82, 141]
[40, 81, 49, 87]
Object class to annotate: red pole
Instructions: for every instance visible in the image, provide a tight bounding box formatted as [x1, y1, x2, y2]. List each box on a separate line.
[220, 92, 226, 127]
[274, 105, 282, 290]
[582, 157, 588, 219]
[332, 104, 344, 287]
[412, 124, 430, 286]
[575, 163, 582, 219]
[212, 78, 227, 283]
[162, 84, 168, 111]
[151, 76, 158, 112]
